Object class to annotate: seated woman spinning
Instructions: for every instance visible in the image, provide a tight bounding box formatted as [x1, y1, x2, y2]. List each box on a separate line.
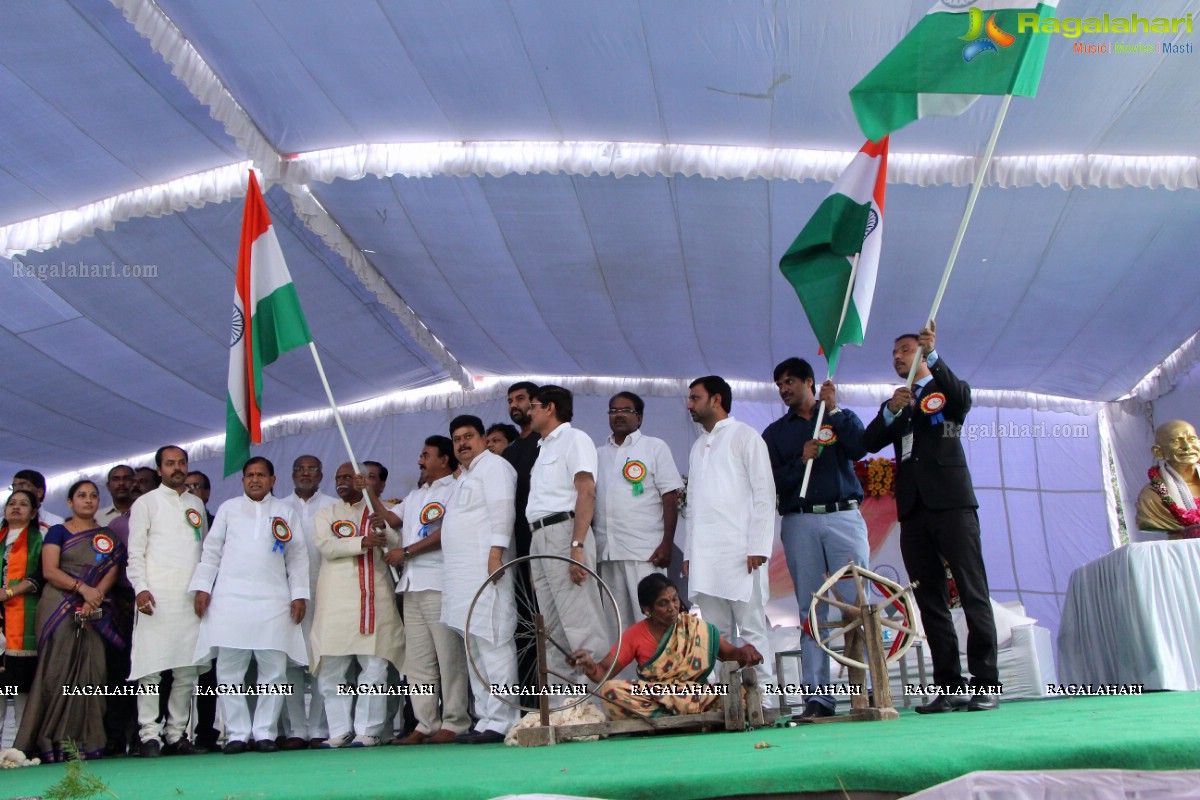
[570, 574, 762, 719]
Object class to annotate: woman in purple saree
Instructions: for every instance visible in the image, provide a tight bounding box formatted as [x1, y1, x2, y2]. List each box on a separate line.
[16, 480, 128, 762]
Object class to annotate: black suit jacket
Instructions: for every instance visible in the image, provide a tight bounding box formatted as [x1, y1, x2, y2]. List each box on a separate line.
[862, 358, 978, 518]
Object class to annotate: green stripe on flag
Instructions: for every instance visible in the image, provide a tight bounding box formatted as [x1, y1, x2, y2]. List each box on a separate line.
[779, 192, 872, 373]
[224, 394, 251, 478]
[252, 283, 312, 367]
[851, 4, 1055, 141]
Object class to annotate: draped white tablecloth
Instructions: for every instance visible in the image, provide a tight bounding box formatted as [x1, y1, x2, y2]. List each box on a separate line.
[1057, 540, 1200, 691]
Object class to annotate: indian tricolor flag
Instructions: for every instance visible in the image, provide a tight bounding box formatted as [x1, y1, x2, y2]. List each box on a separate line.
[779, 138, 888, 375]
[850, 0, 1057, 142]
[224, 171, 313, 476]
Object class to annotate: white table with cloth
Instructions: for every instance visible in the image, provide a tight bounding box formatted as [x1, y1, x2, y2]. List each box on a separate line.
[1057, 540, 1200, 691]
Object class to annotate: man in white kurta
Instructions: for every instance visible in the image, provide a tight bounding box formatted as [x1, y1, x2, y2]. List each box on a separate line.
[126, 445, 211, 757]
[442, 415, 520, 743]
[385, 437, 470, 745]
[525, 386, 610, 695]
[684, 377, 777, 688]
[189, 457, 310, 753]
[595, 391, 683, 642]
[277, 454, 338, 747]
[311, 463, 405, 747]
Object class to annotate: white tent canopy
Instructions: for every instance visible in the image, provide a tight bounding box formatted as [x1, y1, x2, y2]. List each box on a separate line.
[2, 1, 1198, 636]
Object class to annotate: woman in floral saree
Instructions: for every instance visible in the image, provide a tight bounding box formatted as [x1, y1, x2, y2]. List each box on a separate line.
[16, 480, 128, 761]
[571, 574, 761, 719]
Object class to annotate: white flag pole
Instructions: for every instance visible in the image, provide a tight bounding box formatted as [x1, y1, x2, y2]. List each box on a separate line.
[906, 93, 1013, 388]
[306, 342, 398, 579]
[799, 251, 861, 500]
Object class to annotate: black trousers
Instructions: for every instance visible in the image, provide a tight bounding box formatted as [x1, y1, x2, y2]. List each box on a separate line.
[900, 500, 999, 689]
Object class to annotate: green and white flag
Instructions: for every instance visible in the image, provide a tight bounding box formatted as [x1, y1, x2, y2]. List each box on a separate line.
[851, 0, 1057, 142]
[779, 138, 888, 375]
[224, 171, 313, 477]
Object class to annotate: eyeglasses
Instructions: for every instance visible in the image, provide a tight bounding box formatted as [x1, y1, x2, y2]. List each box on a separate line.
[528, 402, 546, 409]
[293, 466, 320, 473]
[608, 408, 637, 416]
[184, 482, 204, 491]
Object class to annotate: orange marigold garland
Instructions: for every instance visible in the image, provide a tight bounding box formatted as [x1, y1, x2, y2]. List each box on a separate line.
[854, 457, 896, 498]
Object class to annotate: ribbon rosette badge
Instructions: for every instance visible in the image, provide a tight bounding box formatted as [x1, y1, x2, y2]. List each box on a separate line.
[418, 502, 445, 538]
[331, 520, 357, 539]
[920, 392, 947, 425]
[92, 532, 115, 563]
[271, 517, 292, 554]
[622, 460, 648, 496]
[816, 425, 837, 456]
[185, 508, 204, 541]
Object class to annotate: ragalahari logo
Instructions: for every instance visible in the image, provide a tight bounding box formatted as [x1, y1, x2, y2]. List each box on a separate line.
[960, 7, 1016, 61]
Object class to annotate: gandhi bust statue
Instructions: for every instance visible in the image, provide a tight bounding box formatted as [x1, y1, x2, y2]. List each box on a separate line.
[1136, 420, 1200, 539]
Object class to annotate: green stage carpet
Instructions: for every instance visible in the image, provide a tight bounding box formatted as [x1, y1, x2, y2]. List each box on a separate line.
[5, 694, 1200, 800]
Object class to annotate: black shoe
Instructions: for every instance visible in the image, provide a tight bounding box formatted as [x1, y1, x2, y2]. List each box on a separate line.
[456, 730, 505, 744]
[915, 695, 969, 714]
[162, 737, 206, 755]
[103, 740, 128, 758]
[138, 740, 161, 758]
[968, 694, 1000, 711]
[254, 739, 279, 753]
[223, 740, 248, 755]
[797, 700, 835, 721]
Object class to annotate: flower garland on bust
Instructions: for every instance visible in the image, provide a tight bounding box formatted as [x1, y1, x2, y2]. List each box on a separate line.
[853, 458, 896, 498]
[1147, 467, 1200, 537]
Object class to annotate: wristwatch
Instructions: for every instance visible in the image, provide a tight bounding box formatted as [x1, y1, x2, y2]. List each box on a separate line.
[570, 541, 584, 549]
[403, 547, 413, 560]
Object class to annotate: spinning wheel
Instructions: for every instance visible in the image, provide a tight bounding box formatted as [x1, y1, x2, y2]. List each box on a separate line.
[804, 561, 919, 722]
[464, 554, 623, 715]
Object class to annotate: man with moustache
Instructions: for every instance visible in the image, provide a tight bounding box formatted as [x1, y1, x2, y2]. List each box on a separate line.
[133, 466, 161, 499]
[502, 381, 540, 689]
[486, 423, 519, 456]
[594, 391, 683, 640]
[441, 415, 520, 743]
[762, 358, 868, 719]
[97, 464, 138, 756]
[862, 323, 1000, 712]
[385, 437, 469, 745]
[525, 385, 609, 694]
[126, 445, 211, 757]
[684, 376, 777, 690]
[502, 382, 540, 559]
[98, 465, 136, 526]
[189, 457, 309, 754]
[278, 455, 338, 748]
[310, 462, 405, 747]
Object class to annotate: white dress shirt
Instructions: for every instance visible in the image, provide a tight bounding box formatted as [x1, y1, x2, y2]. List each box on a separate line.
[594, 430, 683, 561]
[526, 423, 598, 521]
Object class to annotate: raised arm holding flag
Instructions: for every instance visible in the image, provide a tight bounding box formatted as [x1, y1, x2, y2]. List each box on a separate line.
[225, 171, 389, 561]
[849, 0, 1055, 386]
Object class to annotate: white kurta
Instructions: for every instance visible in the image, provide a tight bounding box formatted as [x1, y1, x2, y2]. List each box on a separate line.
[310, 498, 405, 675]
[685, 416, 775, 603]
[397, 474, 455, 593]
[278, 490, 338, 654]
[189, 494, 310, 665]
[595, 430, 684, 561]
[127, 484, 211, 680]
[441, 451, 517, 643]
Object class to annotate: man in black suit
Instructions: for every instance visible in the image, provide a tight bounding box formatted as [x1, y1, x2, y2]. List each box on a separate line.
[862, 322, 1000, 713]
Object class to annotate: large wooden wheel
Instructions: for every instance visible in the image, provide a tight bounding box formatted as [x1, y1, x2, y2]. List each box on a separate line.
[465, 554, 623, 714]
[808, 561, 918, 671]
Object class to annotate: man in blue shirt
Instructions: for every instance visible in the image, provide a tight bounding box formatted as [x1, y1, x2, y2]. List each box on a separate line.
[762, 358, 869, 720]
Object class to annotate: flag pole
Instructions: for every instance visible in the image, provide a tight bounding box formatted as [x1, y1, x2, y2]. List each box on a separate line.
[799, 251, 861, 499]
[906, 93, 1013, 387]
[306, 342, 398, 578]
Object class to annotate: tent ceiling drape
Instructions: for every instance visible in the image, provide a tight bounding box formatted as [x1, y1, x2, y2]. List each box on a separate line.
[2, 0, 1198, 479]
